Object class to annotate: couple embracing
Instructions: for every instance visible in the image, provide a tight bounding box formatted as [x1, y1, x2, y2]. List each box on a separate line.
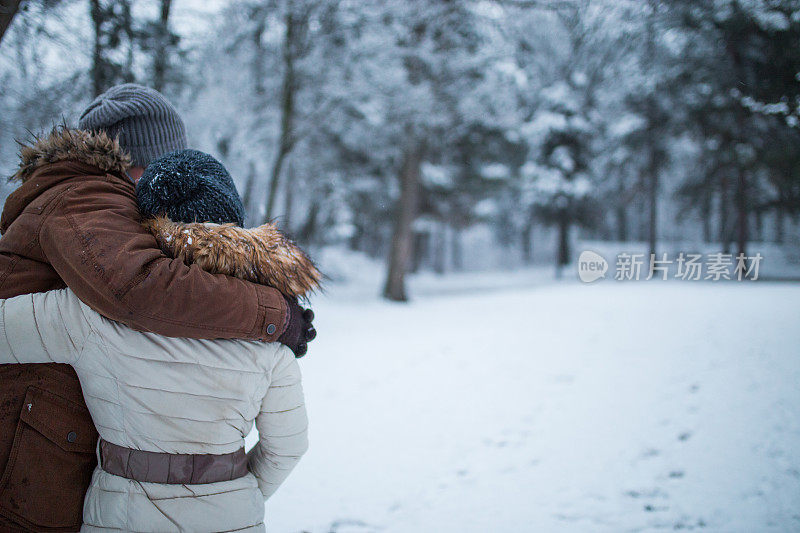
[0, 84, 319, 532]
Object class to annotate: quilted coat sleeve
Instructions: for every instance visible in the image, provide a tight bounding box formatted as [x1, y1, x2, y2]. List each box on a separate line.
[0, 289, 92, 364]
[247, 346, 309, 499]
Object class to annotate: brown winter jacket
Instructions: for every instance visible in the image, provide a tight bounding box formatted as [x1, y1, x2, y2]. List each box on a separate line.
[0, 128, 290, 532]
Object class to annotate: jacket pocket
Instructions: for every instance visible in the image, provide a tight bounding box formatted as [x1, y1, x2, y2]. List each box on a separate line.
[0, 386, 98, 531]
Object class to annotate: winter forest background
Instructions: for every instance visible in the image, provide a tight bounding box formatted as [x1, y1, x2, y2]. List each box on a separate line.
[2, 0, 800, 297]
[2, 1, 800, 532]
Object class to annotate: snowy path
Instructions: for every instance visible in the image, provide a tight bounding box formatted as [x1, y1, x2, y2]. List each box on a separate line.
[260, 281, 800, 532]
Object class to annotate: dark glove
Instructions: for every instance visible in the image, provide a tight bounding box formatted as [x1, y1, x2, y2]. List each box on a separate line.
[278, 297, 317, 358]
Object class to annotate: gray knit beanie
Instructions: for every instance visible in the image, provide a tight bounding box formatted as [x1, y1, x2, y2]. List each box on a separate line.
[78, 83, 188, 168]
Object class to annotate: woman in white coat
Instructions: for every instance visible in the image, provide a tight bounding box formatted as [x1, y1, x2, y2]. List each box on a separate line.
[0, 150, 321, 532]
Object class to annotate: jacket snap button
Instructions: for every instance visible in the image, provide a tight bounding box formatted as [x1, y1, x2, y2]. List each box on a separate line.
[266, 324, 277, 335]
[67, 431, 77, 443]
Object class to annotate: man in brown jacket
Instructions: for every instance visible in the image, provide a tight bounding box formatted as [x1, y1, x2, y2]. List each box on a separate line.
[0, 84, 316, 531]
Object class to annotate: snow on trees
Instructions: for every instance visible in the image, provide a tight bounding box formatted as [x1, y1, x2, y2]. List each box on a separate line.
[1, 0, 799, 298]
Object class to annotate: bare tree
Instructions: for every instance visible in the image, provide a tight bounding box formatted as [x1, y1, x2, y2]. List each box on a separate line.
[384, 136, 424, 301]
[240, 5, 269, 218]
[262, 3, 313, 224]
[644, 0, 659, 258]
[90, 0, 104, 96]
[152, 0, 172, 92]
[89, 0, 135, 96]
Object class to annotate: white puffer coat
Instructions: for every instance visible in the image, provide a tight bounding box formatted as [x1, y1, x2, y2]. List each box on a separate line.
[0, 288, 308, 532]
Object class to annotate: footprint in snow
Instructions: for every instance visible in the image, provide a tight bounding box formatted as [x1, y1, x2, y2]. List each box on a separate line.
[624, 487, 668, 499]
[640, 448, 661, 459]
[643, 503, 669, 512]
[328, 518, 379, 533]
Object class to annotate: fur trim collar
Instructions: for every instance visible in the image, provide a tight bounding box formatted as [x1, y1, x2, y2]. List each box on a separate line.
[12, 127, 131, 182]
[143, 217, 321, 299]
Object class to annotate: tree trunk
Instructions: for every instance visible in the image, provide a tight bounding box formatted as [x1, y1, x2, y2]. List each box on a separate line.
[13, 13, 26, 81]
[262, 9, 298, 224]
[616, 203, 627, 242]
[701, 188, 712, 243]
[383, 140, 423, 301]
[450, 225, 463, 272]
[282, 163, 295, 232]
[635, 206, 647, 241]
[645, 0, 658, 258]
[298, 198, 320, 246]
[735, 168, 747, 257]
[614, 170, 628, 242]
[349, 222, 363, 251]
[521, 218, 534, 264]
[753, 209, 762, 243]
[775, 208, 785, 244]
[433, 221, 446, 274]
[264, 148, 289, 224]
[411, 232, 427, 273]
[87, 0, 134, 92]
[724, 25, 750, 257]
[152, 0, 172, 92]
[241, 161, 258, 225]
[120, 0, 134, 83]
[251, 9, 267, 97]
[555, 213, 570, 279]
[244, 9, 267, 224]
[615, 177, 628, 243]
[647, 160, 658, 257]
[0, 0, 22, 46]
[719, 176, 731, 253]
[90, 0, 104, 97]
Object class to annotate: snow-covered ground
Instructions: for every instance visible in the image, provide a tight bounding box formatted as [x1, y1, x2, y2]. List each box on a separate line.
[254, 272, 800, 532]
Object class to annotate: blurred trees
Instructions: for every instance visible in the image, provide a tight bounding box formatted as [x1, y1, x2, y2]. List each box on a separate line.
[668, 0, 800, 255]
[149, 0, 173, 91]
[260, 1, 315, 223]
[1, 0, 799, 299]
[89, 0, 135, 95]
[513, 0, 618, 274]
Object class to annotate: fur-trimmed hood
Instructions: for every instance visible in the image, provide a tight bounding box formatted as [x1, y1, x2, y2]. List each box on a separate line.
[143, 216, 321, 300]
[11, 127, 131, 182]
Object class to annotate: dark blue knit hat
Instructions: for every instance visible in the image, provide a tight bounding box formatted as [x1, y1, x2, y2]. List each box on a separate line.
[136, 149, 245, 226]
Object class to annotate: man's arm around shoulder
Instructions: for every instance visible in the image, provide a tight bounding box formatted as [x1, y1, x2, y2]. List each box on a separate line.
[38, 177, 287, 341]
